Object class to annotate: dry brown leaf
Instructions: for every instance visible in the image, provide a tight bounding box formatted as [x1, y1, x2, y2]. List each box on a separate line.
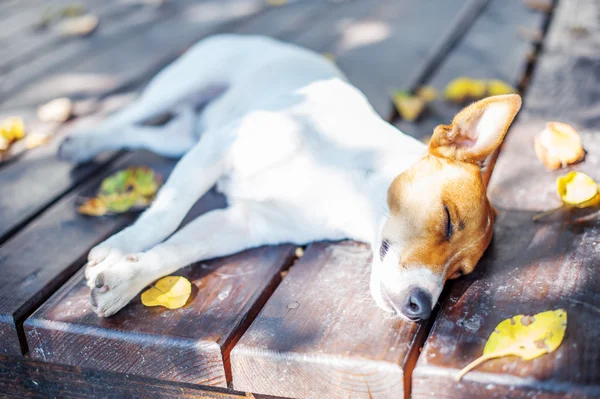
[37, 98, 73, 123]
[25, 132, 52, 149]
[534, 122, 585, 170]
[56, 14, 98, 37]
[522, 0, 553, 13]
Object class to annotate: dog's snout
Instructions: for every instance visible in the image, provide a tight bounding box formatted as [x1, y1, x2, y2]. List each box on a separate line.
[401, 288, 432, 321]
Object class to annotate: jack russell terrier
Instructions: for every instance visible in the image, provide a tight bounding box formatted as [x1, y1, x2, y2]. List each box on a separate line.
[58, 35, 521, 320]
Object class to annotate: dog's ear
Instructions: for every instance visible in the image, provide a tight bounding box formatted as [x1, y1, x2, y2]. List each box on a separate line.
[429, 94, 521, 165]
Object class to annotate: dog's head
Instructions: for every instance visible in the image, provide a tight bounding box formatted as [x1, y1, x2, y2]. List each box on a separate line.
[371, 94, 521, 321]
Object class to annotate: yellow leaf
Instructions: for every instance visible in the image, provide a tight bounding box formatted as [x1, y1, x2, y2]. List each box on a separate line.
[416, 85, 438, 102]
[141, 276, 192, 309]
[556, 171, 599, 207]
[456, 309, 567, 381]
[393, 92, 426, 122]
[444, 77, 486, 102]
[534, 122, 585, 170]
[0, 117, 25, 143]
[487, 79, 517, 96]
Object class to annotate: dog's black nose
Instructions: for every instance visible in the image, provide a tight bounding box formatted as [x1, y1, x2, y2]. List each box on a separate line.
[402, 288, 432, 321]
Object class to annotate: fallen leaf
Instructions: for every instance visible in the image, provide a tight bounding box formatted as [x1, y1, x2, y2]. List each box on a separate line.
[416, 85, 438, 102]
[37, 97, 73, 123]
[0, 117, 26, 143]
[101, 192, 138, 213]
[132, 167, 159, 196]
[393, 91, 426, 122]
[78, 198, 109, 216]
[444, 77, 486, 102]
[557, 171, 599, 207]
[56, 14, 98, 37]
[456, 309, 567, 381]
[25, 132, 52, 149]
[78, 167, 161, 216]
[534, 122, 585, 170]
[533, 171, 599, 221]
[522, 0, 553, 12]
[487, 79, 517, 96]
[141, 276, 192, 309]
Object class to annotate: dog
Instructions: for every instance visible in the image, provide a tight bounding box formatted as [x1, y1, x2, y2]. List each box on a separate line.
[58, 35, 521, 319]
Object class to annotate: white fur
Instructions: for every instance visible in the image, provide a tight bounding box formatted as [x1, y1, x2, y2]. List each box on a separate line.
[61, 35, 429, 317]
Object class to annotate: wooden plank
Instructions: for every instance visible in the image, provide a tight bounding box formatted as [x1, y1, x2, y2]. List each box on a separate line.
[0, 150, 184, 355]
[25, 245, 295, 386]
[231, 241, 429, 399]
[394, 0, 546, 140]
[545, 0, 600, 57]
[412, 3, 600, 397]
[0, 355, 257, 399]
[0, 101, 120, 243]
[0, 0, 271, 243]
[0, 0, 267, 109]
[0, 0, 163, 76]
[291, 0, 470, 119]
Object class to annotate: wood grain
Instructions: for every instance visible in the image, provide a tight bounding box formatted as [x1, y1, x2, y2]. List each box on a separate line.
[231, 241, 430, 399]
[0, 354, 274, 399]
[291, 0, 469, 120]
[25, 244, 295, 386]
[413, 2, 600, 397]
[0, 151, 183, 355]
[394, 0, 545, 140]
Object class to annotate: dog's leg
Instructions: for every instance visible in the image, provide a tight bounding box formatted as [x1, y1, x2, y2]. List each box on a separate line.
[88, 203, 295, 317]
[59, 105, 198, 161]
[85, 124, 235, 287]
[58, 36, 242, 162]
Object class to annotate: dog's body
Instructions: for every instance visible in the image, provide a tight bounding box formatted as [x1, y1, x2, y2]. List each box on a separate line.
[60, 35, 521, 319]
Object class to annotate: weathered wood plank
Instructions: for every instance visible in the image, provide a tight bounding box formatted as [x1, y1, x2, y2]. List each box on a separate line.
[0, 0, 267, 109]
[545, 0, 600, 57]
[0, 0, 274, 244]
[0, 97, 123, 243]
[0, 355, 266, 399]
[394, 0, 545, 140]
[0, 0, 163, 76]
[231, 241, 429, 399]
[0, 150, 183, 355]
[25, 244, 295, 386]
[412, 2, 600, 397]
[292, 0, 470, 119]
[412, 211, 600, 399]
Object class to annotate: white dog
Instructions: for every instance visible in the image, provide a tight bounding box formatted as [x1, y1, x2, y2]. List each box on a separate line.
[59, 35, 521, 319]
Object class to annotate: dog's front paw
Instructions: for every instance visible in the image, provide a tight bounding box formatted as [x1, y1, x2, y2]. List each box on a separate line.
[85, 246, 126, 289]
[89, 253, 150, 317]
[57, 135, 97, 163]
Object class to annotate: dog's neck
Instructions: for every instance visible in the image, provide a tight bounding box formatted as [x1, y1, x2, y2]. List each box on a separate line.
[348, 122, 427, 247]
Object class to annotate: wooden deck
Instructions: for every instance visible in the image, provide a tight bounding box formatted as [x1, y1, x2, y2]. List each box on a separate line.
[0, 0, 599, 398]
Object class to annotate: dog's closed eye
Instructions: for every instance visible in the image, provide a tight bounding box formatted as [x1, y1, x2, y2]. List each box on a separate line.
[379, 239, 390, 261]
[444, 204, 453, 240]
